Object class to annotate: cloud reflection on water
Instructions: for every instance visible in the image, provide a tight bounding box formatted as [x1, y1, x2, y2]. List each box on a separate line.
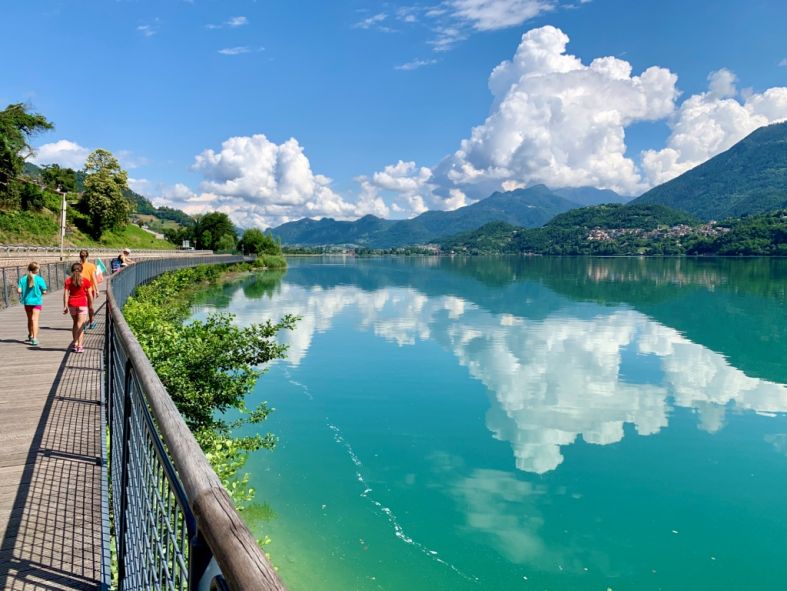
[217, 280, 787, 475]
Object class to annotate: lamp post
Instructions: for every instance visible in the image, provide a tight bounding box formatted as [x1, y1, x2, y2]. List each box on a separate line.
[59, 185, 66, 261]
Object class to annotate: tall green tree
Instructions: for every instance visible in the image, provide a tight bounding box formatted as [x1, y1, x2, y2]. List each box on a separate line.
[194, 212, 236, 251]
[238, 228, 281, 256]
[80, 149, 132, 238]
[0, 103, 53, 208]
[41, 163, 77, 193]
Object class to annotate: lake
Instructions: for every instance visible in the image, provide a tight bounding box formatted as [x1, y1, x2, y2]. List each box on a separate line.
[194, 256, 787, 590]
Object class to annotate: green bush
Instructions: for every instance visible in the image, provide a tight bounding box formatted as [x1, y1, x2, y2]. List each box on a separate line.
[124, 264, 296, 507]
[20, 183, 45, 210]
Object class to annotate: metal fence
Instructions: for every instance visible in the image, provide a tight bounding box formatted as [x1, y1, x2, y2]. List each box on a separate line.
[0, 261, 72, 309]
[0, 244, 213, 258]
[106, 256, 286, 591]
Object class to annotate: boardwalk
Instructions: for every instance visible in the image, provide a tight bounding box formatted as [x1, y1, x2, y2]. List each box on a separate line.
[0, 291, 107, 590]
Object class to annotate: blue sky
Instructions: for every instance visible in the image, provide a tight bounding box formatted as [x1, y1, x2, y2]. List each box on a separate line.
[2, 0, 786, 228]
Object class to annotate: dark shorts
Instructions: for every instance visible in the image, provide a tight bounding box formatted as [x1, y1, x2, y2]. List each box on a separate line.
[24, 305, 42, 311]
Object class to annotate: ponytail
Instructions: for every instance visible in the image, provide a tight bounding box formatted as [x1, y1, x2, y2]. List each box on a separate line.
[70, 262, 83, 287]
[27, 262, 40, 289]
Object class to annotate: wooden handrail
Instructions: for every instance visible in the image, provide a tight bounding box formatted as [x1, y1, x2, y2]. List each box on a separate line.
[107, 257, 287, 591]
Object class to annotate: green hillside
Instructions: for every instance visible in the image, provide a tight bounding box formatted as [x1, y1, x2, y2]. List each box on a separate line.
[544, 203, 697, 230]
[271, 214, 397, 246]
[2, 162, 183, 248]
[0, 207, 176, 248]
[441, 203, 787, 256]
[632, 121, 787, 219]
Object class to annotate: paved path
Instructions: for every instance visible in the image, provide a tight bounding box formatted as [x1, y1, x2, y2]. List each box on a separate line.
[0, 290, 107, 590]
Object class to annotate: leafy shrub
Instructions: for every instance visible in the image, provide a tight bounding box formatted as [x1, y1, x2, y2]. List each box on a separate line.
[124, 264, 297, 506]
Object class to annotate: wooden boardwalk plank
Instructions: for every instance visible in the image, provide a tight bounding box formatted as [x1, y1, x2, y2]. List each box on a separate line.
[0, 288, 106, 591]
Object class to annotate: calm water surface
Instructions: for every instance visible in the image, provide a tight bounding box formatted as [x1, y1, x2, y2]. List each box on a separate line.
[194, 257, 787, 590]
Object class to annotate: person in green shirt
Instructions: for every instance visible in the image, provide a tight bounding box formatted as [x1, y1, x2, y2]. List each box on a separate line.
[17, 262, 48, 346]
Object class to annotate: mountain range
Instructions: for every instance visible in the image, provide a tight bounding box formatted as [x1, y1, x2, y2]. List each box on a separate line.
[632, 120, 787, 219]
[271, 185, 627, 248]
[274, 120, 787, 248]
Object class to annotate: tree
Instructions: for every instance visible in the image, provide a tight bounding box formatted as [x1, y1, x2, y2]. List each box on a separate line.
[238, 228, 281, 256]
[41, 164, 77, 193]
[164, 226, 195, 247]
[194, 212, 236, 251]
[80, 149, 132, 238]
[215, 233, 237, 253]
[20, 182, 45, 210]
[0, 103, 53, 208]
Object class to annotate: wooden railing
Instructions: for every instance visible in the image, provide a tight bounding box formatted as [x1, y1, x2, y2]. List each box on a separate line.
[106, 257, 287, 591]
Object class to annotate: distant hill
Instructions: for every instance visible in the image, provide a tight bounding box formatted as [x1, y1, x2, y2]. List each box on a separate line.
[632, 121, 787, 219]
[551, 186, 631, 206]
[271, 214, 397, 246]
[271, 184, 623, 248]
[441, 203, 701, 255]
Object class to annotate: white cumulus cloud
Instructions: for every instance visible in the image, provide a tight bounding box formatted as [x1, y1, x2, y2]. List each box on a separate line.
[31, 140, 147, 172]
[355, 160, 470, 218]
[431, 25, 679, 197]
[30, 139, 91, 169]
[641, 69, 787, 186]
[159, 134, 372, 229]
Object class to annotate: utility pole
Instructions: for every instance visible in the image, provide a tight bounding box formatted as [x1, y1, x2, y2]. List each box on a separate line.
[59, 186, 66, 261]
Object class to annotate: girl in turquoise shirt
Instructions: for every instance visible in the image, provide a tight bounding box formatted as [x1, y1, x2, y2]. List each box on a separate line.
[17, 262, 48, 346]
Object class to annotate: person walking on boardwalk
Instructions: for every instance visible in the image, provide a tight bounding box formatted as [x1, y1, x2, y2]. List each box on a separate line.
[79, 249, 99, 330]
[16, 262, 47, 346]
[63, 262, 94, 353]
[79, 249, 99, 300]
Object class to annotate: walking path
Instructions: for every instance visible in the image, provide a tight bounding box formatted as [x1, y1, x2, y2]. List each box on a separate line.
[0, 290, 107, 590]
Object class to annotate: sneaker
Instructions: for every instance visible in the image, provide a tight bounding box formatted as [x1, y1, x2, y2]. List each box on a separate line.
[30, 339, 39, 346]
[75, 346, 84, 353]
[89, 322, 97, 330]
[24, 336, 32, 343]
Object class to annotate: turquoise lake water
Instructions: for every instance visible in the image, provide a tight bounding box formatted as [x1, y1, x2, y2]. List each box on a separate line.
[194, 257, 787, 590]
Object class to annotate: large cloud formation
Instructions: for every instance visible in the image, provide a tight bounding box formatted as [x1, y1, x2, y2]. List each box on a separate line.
[30, 139, 91, 169]
[355, 160, 471, 217]
[162, 134, 371, 228]
[433, 25, 679, 197]
[396, 26, 787, 205]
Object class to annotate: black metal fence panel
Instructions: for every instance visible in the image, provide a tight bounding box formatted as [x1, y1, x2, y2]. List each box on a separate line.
[0, 261, 72, 310]
[106, 256, 245, 591]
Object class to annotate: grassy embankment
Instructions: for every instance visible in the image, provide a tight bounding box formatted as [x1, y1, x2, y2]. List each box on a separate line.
[0, 208, 175, 249]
